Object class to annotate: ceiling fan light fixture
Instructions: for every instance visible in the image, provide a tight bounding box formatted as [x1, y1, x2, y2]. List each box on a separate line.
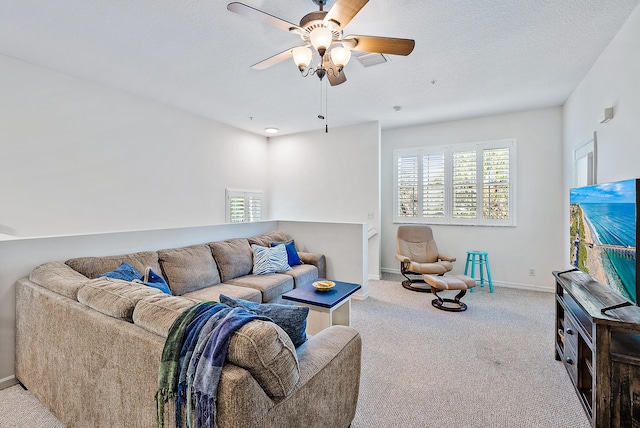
[309, 26, 332, 56]
[292, 46, 313, 71]
[330, 45, 351, 70]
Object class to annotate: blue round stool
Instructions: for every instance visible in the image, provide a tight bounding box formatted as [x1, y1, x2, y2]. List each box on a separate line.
[464, 250, 494, 293]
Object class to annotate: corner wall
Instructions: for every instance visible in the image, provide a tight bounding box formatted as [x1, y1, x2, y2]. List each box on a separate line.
[0, 55, 269, 237]
[382, 107, 565, 291]
[268, 122, 380, 280]
[563, 4, 640, 189]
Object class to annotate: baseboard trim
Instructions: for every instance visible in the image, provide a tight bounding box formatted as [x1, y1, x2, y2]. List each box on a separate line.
[379, 268, 554, 293]
[0, 375, 18, 391]
[353, 289, 370, 301]
[368, 274, 381, 281]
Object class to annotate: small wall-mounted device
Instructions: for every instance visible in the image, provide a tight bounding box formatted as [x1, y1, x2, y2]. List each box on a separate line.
[600, 107, 614, 124]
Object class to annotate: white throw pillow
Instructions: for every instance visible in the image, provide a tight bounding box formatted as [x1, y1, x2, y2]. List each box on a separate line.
[251, 244, 291, 275]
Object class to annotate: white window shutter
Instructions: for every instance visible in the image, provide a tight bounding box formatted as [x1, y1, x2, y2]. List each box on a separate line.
[482, 147, 510, 220]
[452, 150, 477, 219]
[396, 154, 419, 219]
[226, 190, 263, 223]
[422, 152, 445, 219]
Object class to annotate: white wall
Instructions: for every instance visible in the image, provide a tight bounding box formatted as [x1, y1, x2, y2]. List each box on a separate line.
[0, 55, 269, 237]
[382, 107, 565, 291]
[563, 4, 640, 189]
[268, 122, 381, 280]
[278, 220, 368, 297]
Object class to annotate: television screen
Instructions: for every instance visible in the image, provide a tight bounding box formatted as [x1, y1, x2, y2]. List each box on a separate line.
[570, 179, 638, 304]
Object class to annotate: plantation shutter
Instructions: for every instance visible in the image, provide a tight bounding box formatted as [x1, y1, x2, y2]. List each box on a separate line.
[422, 152, 445, 219]
[396, 154, 419, 218]
[229, 196, 246, 223]
[393, 140, 514, 225]
[482, 147, 510, 220]
[247, 194, 262, 222]
[452, 150, 477, 219]
[226, 190, 263, 223]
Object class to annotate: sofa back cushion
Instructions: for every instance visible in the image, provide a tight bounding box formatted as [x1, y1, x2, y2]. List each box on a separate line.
[227, 320, 300, 397]
[248, 231, 292, 248]
[77, 277, 162, 322]
[66, 251, 161, 280]
[209, 239, 253, 282]
[29, 261, 90, 300]
[132, 294, 199, 338]
[158, 244, 221, 296]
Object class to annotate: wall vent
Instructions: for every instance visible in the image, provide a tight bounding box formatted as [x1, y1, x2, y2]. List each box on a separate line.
[353, 51, 390, 67]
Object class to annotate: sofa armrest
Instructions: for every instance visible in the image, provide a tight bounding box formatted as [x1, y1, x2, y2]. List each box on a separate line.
[217, 364, 275, 428]
[297, 252, 326, 278]
[288, 325, 361, 426]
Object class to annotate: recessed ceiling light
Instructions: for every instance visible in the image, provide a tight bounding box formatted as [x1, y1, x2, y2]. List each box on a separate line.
[265, 127, 279, 134]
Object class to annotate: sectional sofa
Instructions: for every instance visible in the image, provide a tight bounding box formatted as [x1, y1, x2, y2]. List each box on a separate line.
[15, 231, 362, 427]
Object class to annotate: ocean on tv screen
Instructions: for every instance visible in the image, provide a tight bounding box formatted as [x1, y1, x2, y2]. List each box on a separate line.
[570, 179, 637, 303]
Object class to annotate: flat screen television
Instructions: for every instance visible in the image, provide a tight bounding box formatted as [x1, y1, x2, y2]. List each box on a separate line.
[569, 178, 638, 306]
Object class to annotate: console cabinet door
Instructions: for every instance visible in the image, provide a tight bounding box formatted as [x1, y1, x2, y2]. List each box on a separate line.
[563, 314, 579, 384]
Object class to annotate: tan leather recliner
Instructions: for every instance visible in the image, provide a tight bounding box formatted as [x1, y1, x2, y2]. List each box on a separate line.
[395, 225, 456, 291]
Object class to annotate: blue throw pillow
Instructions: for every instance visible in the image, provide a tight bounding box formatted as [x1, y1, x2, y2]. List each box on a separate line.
[219, 294, 308, 347]
[98, 261, 141, 282]
[252, 244, 291, 275]
[99, 262, 172, 295]
[138, 268, 172, 295]
[270, 240, 302, 266]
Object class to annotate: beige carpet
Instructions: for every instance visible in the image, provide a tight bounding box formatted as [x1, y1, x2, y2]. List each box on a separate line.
[350, 275, 590, 427]
[0, 277, 590, 427]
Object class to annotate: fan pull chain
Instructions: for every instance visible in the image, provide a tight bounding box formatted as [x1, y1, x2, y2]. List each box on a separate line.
[325, 78, 329, 133]
[317, 78, 329, 133]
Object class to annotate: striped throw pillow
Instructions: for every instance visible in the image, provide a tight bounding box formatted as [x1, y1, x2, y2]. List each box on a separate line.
[252, 244, 292, 275]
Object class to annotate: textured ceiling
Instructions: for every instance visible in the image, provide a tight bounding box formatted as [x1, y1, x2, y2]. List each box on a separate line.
[1, 0, 639, 136]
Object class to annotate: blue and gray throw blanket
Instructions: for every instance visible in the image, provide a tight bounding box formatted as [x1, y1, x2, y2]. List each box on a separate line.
[155, 301, 268, 428]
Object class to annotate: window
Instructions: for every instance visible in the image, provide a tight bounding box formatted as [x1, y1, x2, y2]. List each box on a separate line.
[393, 139, 516, 226]
[225, 189, 263, 223]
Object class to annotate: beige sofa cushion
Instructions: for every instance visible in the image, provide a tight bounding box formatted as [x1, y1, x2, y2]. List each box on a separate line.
[209, 239, 253, 282]
[182, 283, 262, 303]
[132, 294, 199, 338]
[158, 244, 221, 296]
[77, 277, 162, 321]
[65, 251, 161, 279]
[247, 231, 292, 248]
[29, 261, 89, 300]
[227, 320, 299, 397]
[226, 274, 294, 303]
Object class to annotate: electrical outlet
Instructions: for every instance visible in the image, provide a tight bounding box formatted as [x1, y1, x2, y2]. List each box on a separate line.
[367, 212, 374, 219]
[529, 268, 535, 276]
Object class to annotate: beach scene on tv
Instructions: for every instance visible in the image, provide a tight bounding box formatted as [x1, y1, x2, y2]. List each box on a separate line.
[570, 179, 637, 303]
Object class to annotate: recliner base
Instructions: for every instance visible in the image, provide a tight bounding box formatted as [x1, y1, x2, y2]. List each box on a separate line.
[430, 287, 468, 312]
[402, 280, 432, 293]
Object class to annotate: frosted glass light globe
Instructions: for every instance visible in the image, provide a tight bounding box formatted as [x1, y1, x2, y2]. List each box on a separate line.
[292, 46, 313, 71]
[330, 46, 351, 70]
[310, 26, 332, 56]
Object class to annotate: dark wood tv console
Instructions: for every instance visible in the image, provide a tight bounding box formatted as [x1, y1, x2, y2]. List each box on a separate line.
[554, 270, 640, 427]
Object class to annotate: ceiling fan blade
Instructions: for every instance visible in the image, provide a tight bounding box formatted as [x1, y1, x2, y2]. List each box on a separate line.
[324, 53, 347, 86]
[344, 35, 415, 56]
[251, 48, 295, 70]
[325, 0, 369, 28]
[227, 2, 302, 33]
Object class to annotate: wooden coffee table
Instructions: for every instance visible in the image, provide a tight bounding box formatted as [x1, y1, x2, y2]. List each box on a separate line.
[282, 279, 361, 335]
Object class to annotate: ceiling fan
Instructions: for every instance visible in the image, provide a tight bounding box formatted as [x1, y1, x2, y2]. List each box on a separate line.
[227, 0, 415, 86]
